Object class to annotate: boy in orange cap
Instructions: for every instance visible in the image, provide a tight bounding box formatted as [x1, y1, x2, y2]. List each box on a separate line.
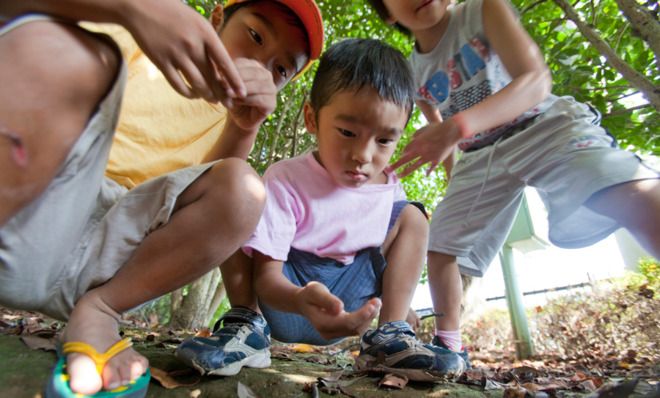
[103, 0, 325, 188]
[0, 0, 323, 396]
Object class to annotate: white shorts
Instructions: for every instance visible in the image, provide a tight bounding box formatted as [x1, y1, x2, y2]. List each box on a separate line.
[0, 15, 215, 320]
[429, 96, 659, 277]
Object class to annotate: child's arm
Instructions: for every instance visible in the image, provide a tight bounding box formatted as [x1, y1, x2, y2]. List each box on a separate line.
[0, 0, 246, 104]
[253, 251, 381, 340]
[203, 58, 278, 161]
[393, 0, 551, 177]
[461, 0, 551, 133]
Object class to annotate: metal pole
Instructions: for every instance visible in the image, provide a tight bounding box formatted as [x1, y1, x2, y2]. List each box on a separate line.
[499, 244, 535, 359]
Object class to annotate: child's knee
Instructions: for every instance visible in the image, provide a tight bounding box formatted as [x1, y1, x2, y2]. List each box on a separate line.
[400, 203, 430, 236]
[206, 159, 266, 225]
[1, 21, 120, 116]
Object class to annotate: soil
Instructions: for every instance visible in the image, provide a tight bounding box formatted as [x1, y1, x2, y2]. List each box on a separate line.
[0, 333, 496, 398]
[0, 307, 656, 398]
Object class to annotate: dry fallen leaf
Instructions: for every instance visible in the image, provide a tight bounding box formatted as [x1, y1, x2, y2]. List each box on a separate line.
[291, 343, 315, 353]
[20, 335, 56, 351]
[194, 327, 212, 338]
[503, 386, 528, 398]
[150, 367, 200, 389]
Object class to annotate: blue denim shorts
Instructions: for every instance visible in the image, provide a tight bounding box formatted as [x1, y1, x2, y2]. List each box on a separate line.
[260, 200, 421, 345]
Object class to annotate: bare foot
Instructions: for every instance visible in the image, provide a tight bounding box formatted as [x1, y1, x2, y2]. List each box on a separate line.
[62, 291, 148, 395]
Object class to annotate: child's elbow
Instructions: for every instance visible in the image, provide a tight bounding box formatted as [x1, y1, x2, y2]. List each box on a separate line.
[538, 67, 553, 100]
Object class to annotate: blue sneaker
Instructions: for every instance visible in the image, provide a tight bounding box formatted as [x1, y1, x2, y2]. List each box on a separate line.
[176, 307, 271, 376]
[431, 335, 472, 369]
[355, 321, 466, 379]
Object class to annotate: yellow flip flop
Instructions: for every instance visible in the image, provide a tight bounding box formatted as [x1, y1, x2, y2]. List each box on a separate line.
[45, 338, 151, 398]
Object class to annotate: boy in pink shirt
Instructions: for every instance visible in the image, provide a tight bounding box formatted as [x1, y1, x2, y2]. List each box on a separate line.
[178, 38, 466, 378]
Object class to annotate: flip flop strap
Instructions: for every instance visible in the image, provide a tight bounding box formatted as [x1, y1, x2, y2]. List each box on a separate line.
[62, 338, 133, 374]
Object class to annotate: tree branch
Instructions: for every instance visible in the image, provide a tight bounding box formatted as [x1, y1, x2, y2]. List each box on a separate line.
[552, 0, 660, 111]
[615, 0, 660, 64]
[605, 102, 651, 117]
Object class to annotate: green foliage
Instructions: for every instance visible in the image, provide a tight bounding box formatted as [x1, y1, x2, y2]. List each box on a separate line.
[513, 0, 659, 156]
[185, 0, 215, 16]
[637, 257, 660, 287]
[187, 0, 658, 209]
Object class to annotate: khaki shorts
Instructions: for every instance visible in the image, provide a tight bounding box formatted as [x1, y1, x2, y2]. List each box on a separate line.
[0, 15, 215, 320]
[429, 96, 659, 277]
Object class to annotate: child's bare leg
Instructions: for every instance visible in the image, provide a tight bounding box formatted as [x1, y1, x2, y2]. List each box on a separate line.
[380, 205, 429, 324]
[585, 179, 660, 258]
[65, 159, 265, 394]
[0, 20, 119, 225]
[221, 250, 259, 311]
[427, 251, 463, 333]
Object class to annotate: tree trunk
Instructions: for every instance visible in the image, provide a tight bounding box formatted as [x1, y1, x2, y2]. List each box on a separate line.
[169, 268, 223, 330]
[204, 281, 227, 327]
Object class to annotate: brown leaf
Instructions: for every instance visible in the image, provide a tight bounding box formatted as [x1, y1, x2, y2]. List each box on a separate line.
[20, 335, 56, 351]
[150, 367, 200, 389]
[579, 379, 598, 391]
[194, 327, 212, 338]
[0, 319, 22, 335]
[291, 343, 316, 353]
[510, 365, 541, 381]
[503, 386, 528, 398]
[378, 373, 408, 389]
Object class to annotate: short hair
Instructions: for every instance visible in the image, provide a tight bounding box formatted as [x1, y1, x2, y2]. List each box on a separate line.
[309, 38, 415, 121]
[365, 0, 412, 36]
[223, 1, 310, 58]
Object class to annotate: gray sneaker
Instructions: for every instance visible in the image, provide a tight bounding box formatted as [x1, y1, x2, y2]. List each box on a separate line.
[355, 321, 466, 378]
[176, 307, 271, 376]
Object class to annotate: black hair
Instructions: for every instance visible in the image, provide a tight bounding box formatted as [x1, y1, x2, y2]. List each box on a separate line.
[223, 0, 310, 58]
[365, 0, 412, 36]
[310, 38, 415, 121]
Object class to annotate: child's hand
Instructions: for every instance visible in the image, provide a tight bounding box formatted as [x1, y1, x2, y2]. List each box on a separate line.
[295, 282, 381, 340]
[122, 0, 246, 105]
[225, 58, 277, 132]
[391, 119, 463, 178]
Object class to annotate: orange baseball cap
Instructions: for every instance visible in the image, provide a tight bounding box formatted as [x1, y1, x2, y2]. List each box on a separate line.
[225, 0, 324, 77]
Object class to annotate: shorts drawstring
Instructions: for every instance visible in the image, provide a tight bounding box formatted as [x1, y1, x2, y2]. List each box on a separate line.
[463, 136, 503, 226]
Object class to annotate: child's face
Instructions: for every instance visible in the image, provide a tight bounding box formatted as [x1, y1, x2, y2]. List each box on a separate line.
[382, 0, 451, 31]
[305, 88, 409, 188]
[219, 3, 310, 89]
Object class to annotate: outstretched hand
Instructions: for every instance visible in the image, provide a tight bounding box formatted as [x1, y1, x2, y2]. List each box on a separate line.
[390, 119, 463, 178]
[123, 0, 245, 105]
[295, 282, 381, 340]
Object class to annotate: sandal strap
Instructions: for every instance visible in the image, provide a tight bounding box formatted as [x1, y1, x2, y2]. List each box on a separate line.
[62, 338, 133, 374]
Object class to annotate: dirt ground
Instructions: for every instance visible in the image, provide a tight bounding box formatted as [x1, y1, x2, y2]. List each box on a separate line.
[4, 332, 658, 398]
[1, 333, 498, 398]
[0, 308, 656, 398]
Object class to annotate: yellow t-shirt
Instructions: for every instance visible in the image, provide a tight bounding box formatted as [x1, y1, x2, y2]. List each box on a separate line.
[85, 23, 227, 189]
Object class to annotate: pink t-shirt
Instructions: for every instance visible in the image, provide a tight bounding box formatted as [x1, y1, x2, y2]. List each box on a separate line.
[243, 152, 407, 264]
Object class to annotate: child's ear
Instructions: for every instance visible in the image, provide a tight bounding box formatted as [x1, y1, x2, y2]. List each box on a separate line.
[210, 4, 225, 34]
[303, 102, 318, 134]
